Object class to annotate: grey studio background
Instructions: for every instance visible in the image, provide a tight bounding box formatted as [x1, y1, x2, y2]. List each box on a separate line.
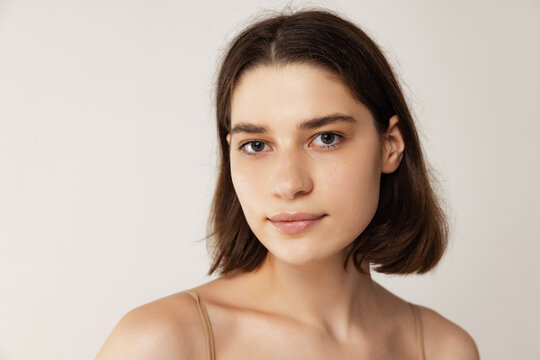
[1, 0, 539, 359]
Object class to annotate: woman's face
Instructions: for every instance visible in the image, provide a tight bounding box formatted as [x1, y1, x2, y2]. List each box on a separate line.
[227, 63, 399, 267]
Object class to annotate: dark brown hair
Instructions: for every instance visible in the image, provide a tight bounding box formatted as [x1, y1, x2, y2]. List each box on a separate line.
[205, 8, 448, 276]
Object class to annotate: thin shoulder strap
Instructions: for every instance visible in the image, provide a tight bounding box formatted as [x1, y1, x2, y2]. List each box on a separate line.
[184, 289, 216, 360]
[409, 303, 426, 360]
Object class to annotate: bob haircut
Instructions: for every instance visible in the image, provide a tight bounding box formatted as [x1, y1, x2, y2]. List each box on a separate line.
[206, 8, 448, 276]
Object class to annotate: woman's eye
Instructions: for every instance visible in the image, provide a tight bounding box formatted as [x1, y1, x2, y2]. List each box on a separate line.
[311, 132, 343, 149]
[238, 132, 342, 156]
[239, 141, 270, 155]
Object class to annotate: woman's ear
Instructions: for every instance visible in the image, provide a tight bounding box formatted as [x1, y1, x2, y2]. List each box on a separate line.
[381, 115, 405, 174]
[226, 133, 231, 145]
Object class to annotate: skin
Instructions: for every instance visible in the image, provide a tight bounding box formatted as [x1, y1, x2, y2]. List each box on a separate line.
[95, 63, 480, 360]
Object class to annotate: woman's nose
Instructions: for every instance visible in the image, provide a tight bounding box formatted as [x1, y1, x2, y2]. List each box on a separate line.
[269, 150, 313, 200]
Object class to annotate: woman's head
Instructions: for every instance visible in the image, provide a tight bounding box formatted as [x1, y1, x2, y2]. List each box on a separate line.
[206, 8, 448, 276]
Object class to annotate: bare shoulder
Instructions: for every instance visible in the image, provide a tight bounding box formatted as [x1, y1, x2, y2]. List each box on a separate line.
[417, 305, 480, 360]
[94, 291, 206, 360]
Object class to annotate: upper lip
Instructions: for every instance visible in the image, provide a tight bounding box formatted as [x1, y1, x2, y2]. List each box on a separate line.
[268, 212, 326, 222]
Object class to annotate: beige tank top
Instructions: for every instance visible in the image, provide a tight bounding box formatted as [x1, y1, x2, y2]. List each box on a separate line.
[183, 289, 425, 360]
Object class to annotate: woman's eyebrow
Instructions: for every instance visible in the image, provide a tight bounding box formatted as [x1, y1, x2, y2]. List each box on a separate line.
[299, 114, 356, 129]
[230, 114, 356, 135]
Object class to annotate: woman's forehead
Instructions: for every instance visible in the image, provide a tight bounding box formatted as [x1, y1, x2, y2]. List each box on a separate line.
[230, 63, 368, 130]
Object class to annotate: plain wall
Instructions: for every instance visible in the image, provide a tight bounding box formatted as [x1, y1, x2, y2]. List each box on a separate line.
[1, 0, 539, 359]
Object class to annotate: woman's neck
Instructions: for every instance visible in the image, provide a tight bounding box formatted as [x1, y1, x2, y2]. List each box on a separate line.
[240, 252, 381, 342]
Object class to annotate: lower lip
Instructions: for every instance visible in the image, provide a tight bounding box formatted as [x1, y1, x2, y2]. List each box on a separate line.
[270, 215, 326, 234]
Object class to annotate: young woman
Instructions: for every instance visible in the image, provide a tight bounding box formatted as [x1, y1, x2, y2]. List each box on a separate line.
[96, 9, 479, 360]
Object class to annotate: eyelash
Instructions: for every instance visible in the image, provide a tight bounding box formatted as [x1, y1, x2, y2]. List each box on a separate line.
[237, 132, 344, 156]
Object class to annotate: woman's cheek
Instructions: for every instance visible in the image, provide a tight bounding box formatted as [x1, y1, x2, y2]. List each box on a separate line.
[231, 169, 263, 210]
[326, 155, 381, 214]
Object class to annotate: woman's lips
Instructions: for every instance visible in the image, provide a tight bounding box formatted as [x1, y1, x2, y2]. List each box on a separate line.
[269, 214, 326, 234]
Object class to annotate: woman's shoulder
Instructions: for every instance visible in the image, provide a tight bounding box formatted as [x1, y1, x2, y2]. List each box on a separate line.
[416, 304, 480, 359]
[94, 291, 207, 360]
